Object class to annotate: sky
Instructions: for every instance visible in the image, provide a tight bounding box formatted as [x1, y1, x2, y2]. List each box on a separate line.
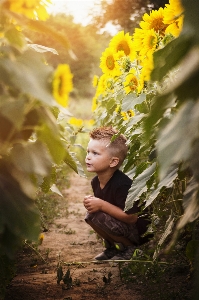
[49, 0, 100, 26]
[49, 0, 118, 34]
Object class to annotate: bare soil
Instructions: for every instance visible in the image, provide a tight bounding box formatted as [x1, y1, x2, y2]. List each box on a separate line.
[5, 173, 194, 300]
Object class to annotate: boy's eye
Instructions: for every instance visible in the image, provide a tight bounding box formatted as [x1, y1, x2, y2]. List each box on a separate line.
[93, 151, 98, 155]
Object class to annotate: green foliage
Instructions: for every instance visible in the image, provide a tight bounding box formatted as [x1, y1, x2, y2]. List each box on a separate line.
[92, 0, 199, 261]
[0, 0, 85, 274]
[145, 0, 199, 247]
[92, 0, 169, 32]
[57, 265, 73, 288]
[0, 256, 16, 300]
[25, 14, 111, 98]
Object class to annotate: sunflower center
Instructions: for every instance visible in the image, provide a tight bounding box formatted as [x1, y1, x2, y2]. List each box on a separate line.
[106, 55, 115, 70]
[117, 41, 130, 56]
[150, 18, 165, 32]
[129, 77, 138, 91]
[58, 76, 64, 96]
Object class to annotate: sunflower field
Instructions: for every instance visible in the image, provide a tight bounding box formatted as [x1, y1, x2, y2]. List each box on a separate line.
[1, 0, 199, 297]
[92, 0, 199, 260]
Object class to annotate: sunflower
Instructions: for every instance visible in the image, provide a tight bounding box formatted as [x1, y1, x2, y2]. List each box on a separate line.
[100, 47, 121, 77]
[121, 109, 135, 121]
[38, 233, 44, 245]
[140, 7, 167, 35]
[140, 53, 154, 83]
[96, 74, 114, 96]
[68, 117, 83, 127]
[163, 0, 184, 24]
[163, 0, 184, 37]
[109, 31, 136, 61]
[84, 119, 95, 128]
[115, 104, 121, 114]
[123, 70, 139, 94]
[6, 0, 51, 20]
[52, 64, 73, 107]
[132, 28, 146, 53]
[91, 95, 98, 112]
[96, 74, 106, 96]
[121, 112, 128, 121]
[115, 51, 132, 73]
[140, 29, 158, 59]
[165, 17, 183, 37]
[92, 75, 99, 87]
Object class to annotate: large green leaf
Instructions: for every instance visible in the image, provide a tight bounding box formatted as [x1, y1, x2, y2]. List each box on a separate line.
[0, 170, 40, 257]
[5, 26, 26, 50]
[174, 48, 199, 101]
[126, 114, 145, 129]
[157, 100, 199, 180]
[26, 19, 70, 49]
[64, 151, 85, 177]
[10, 140, 52, 176]
[182, 0, 199, 42]
[177, 189, 199, 231]
[153, 215, 175, 260]
[0, 49, 56, 106]
[38, 124, 66, 165]
[0, 96, 26, 130]
[125, 162, 156, 211]
[151, 34, 193, 82]
[179, 178, 199, 229]
[144, 92, 176, 139]
[145, 164, 178, 207]
[123, 140, 140, 172]
[122, 93, 146, 111]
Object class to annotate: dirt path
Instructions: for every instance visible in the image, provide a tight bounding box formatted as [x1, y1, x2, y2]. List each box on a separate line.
[5, 173, 143, 300]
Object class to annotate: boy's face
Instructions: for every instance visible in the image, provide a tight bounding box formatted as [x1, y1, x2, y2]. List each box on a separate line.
[85, 139, 118, 173]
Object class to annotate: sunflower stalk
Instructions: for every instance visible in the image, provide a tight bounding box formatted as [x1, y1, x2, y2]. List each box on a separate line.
[62, 259, 170, 266]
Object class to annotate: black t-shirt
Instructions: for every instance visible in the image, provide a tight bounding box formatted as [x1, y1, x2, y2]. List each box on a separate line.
[91, 169, 151, 241]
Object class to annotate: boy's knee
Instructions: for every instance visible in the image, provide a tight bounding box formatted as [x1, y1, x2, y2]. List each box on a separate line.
[85, 211, 108, 224]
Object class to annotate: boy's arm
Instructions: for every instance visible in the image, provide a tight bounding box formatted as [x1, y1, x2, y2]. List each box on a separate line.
[83, 196, 137, 224]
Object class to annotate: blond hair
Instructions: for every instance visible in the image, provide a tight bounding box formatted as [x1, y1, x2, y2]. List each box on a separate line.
[90, 126, 128, 166]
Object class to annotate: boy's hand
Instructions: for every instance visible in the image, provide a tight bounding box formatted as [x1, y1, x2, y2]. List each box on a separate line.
[83, 195, 102, 213]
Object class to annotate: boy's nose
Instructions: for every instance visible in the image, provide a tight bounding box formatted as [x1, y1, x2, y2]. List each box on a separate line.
[86, 153, 90, 160]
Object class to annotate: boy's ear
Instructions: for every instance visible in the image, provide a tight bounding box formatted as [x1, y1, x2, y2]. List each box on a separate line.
[110, 157, 119, 168]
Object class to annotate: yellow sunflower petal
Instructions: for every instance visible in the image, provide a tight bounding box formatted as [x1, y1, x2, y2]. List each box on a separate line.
[7, 0, 51, 20]
[100, 47, 121, 77]
[52, 64, 73, 107]
[140, 7, 167, 35]
[163, 0, 184, 25]
[92, 75, 99, 87]
[139, 29, 158, 59]
[109, 31, 136, 61]
[68, 117, 83, 127]
[123, 69, 139, 94]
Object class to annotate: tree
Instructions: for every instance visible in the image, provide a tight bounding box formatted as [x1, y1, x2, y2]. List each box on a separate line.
[92, 0, 169, 32]
[26, 14, 111, 98]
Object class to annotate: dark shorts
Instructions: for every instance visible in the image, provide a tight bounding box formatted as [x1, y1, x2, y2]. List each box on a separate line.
[85, 211, 140, 245]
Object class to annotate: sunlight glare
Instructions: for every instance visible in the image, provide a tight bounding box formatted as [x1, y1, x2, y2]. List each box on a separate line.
[49, 0, 100, 25]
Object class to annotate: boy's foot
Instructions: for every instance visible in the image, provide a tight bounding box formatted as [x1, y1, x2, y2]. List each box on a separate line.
[111, 245, 136, 260]
[94, 247, 119, 260]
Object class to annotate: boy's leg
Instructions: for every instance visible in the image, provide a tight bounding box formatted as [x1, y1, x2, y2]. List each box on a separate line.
[86, 219, 134, 246]
[86, 219, 115, 244]
[85, 211, 139, 260]
[86, 219, 119, 260]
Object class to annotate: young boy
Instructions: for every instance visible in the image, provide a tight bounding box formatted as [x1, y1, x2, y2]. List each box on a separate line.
[83, 126, 150, 260]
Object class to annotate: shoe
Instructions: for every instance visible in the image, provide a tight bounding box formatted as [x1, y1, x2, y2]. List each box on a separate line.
[111, 245, 136, 260]
[94, 246, 119, 260]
